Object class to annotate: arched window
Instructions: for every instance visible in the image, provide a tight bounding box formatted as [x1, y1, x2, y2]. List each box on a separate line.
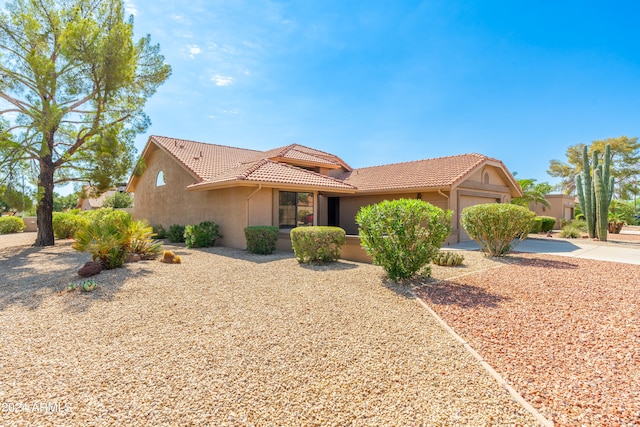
[483, 171, 490, 184]
[156, 171, 166, 187]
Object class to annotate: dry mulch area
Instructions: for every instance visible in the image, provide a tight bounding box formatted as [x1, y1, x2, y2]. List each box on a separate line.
[0, 234, 537, 426]
[416, 253, 640, 426]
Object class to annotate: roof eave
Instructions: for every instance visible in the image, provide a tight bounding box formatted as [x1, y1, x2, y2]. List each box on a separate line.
[187, 179, 357, 194]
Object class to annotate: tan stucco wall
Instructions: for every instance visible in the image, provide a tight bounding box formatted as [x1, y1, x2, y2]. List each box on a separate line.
[530, 194, 575, 228]
[131, 145, 274, 249]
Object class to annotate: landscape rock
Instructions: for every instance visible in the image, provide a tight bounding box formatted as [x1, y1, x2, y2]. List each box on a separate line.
[78, 261, 102, 277]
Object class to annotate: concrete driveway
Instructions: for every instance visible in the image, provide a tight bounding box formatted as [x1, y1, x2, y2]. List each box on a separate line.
[449, 236, 640, 265]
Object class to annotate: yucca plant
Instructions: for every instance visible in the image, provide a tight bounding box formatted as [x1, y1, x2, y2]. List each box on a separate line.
[72, 214, 134, 269]
[128, 219, 163, 259]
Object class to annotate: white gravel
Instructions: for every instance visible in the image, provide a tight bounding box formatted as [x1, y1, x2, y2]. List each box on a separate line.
[0, 233, 538, 426]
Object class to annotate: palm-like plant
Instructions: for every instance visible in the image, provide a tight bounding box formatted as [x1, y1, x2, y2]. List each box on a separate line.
[511, 178, 552, 209]
[72, 214, 134, 269]
[129, 219, 163, 259]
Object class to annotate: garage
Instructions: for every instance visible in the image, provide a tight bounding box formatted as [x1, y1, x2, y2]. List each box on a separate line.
[457, 194, 500, 242]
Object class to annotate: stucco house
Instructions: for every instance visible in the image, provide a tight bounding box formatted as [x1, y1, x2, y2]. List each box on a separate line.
[529, 194, 575, 229]
[126, 136, 522, 262]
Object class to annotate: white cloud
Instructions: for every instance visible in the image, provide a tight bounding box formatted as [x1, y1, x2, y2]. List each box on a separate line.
[212, 74, 234, 87]
[171, 14, 185, 22]
[124, 1, 137, 16]
[187, 45, 202, 59]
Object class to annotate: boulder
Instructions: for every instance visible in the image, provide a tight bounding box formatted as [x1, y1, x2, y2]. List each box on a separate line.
[78, 261, 102, 278]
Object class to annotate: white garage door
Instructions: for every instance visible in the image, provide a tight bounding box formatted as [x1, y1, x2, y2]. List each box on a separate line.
[458, 196, 500, 242]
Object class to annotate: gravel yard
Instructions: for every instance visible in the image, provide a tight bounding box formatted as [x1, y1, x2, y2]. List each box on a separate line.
[416, 253, 640, 426]
[0, 233, 537, 426]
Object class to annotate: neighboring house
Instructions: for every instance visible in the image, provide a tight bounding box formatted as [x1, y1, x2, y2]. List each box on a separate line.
[529, 194, 575, 228]
[126, 136, 522, 261]
[76, 185, 130, 211]
[76, 189, 116, 211]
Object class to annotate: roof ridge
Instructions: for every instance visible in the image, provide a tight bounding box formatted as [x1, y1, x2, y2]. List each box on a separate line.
[351, 152, 487, 171]
[244, 160, 357, 189]
[151, 135, 263, 154]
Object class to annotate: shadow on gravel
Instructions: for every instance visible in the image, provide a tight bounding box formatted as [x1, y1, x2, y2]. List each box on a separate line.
[415, 281, 509, 309]
[510, 254, 579, 270]
[0, 242, 152, 313]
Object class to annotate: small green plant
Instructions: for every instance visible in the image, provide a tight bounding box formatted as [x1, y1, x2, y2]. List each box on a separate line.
[461, 204, 535, 257]
[607, 211, 625, 234]
[152, 224, 167, 239]
[185, 221, 222, 248]
[290, 226, 346, 264]
[167, 224, 186, 243]
[245, 225, 279, 254]
[432, 250, 465, 267]
[67, 278, 97, 292]
[0, 216, 26, 234]
[52, 212, 89, 238]
[356, 199, 452, 281]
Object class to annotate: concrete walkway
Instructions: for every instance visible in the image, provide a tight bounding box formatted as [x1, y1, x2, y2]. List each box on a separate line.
[449, 236, 640, 265]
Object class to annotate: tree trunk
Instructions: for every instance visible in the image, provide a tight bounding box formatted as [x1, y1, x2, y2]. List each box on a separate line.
[34, 157, 56, 246]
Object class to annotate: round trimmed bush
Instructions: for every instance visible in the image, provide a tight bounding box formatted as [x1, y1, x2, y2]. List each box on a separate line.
[290, 226, 345, 263]
[245, 226, 279, 254]
[461, 203, 535, 256]
[356, 199, 452, 281]
[0, 216, 26, 234]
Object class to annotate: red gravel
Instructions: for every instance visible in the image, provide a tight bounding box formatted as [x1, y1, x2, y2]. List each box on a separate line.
[415, 253, 640, 426]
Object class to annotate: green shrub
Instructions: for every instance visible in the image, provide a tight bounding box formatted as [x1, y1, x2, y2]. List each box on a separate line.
[356, 199, 452, 281]
[152, 224, 167, 239]
[185, 221, 222, 248]
[245, 225, 279, 255]
[290, 226, 346, 264]
[461, 203, 535, 257]
[72, 213, 134, 269]
[129, 220, 163, 259]
[102, 192, 133, 208]
[52, 212, 89, 238]
[167, 224, 186, 243]
[530, 218, 542, 234]
[538, 216, 556, 232]
[560, 223, 582, 238]
[0, 216, 26, 234]
[79, 208, 130, 228]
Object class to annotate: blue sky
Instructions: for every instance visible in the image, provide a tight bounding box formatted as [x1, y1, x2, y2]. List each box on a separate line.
[125, 0, 640, 188]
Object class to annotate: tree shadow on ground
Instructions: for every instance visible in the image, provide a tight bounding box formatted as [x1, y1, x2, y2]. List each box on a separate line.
[415, 280, 509, 309]
[509, 253, 579, 270]
[0, 242, 153, 313]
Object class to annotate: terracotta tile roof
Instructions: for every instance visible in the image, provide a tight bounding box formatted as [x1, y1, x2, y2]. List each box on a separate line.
[152, 136, 263, 181]
[151, 136, 355, 191]
[188, 159, 356, 191]
[263, 144, 351, 169]
[337, 153, 493, 191]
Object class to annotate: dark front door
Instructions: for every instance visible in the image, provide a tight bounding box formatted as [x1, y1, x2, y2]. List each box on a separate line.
[328, 197, 339, 227]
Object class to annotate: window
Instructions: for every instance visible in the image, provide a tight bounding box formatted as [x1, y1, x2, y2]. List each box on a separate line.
[483, 172, 490, 184]
[279, 191, 314, 228]
[156, 171, 166, 187]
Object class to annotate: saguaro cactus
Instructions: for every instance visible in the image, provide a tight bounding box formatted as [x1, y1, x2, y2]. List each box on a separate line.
[576, 144, 614, 241]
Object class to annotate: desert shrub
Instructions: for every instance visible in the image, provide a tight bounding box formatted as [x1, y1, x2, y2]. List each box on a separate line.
[461, 203, 535, 257]
[79, 208, 130, 228]
[0, 216, 26, 234]
[356, 199, 452, 281]
[72, 213, 134, 269]
[530, 218, 542, 234]
[560, 223, 582, 238]
[102, 192, 134, 208]
[167, 224, 186, 243]
[129, 220, 163, 259]
[432, 250, 464, 267]
[185, 221, 222, 248]
[290, 226, 346, 264]
[52, 212, 89, 238]
[538, 216, 556, 232]
[245, 225, 279, 255]
[152, 224, 167, 239]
